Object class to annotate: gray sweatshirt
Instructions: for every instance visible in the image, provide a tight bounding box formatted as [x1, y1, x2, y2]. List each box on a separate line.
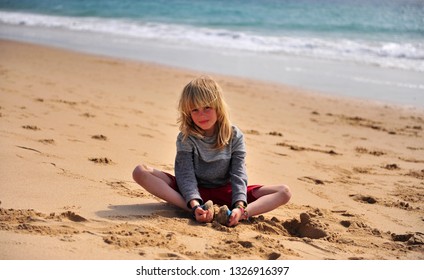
[174, 125, 248, 208]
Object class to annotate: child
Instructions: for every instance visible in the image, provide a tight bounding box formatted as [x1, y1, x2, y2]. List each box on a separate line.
[132, 76, 291, 226]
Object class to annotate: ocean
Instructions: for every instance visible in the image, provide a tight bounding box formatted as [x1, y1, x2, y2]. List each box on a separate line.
[1, 0, 423, 107]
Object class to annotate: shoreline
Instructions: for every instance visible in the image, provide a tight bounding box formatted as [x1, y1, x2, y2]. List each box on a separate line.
[1, 39, 423, 260]
[1, 24, 424, 109]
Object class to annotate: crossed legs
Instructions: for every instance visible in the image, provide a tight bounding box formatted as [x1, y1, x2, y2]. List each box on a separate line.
[132, 163, 292, 222]
[132, 164, 188, 210]
[246, 184, 292, 218]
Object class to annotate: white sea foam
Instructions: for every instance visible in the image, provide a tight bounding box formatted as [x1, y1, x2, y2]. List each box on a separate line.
[1, 11, 423, 72]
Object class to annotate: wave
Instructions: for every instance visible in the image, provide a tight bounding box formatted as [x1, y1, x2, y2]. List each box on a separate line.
[1, 11, 423, 72]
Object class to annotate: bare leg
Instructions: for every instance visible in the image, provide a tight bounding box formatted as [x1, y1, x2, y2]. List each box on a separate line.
[245, 184, 291, 218]
[132, 164, 188, 210]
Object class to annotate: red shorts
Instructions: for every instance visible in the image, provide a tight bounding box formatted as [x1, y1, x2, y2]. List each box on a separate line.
[165, 173, 262, 207]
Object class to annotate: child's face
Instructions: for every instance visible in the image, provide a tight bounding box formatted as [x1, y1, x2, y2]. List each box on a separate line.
[190, 106, 217, 136]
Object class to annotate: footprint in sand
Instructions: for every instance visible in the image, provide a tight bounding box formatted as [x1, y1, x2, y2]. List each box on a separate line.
[277, 142, 339, 155]
[91, 134, 108, 141]
[298, 176, 327, 185]
[383, 163, 400, 170]
[22, 125, 40, 130]
[89, 157, 113, 164]
[268, 131, 283, 137]
[406, 169, 424, 180]
[244, 129, 260, 135]
[39, 139, 55, 144]
[60, 211, 87, 222]
[350, 194, 378, 204]
[355, 147, 385, 156]
[81, 112, 95, 118]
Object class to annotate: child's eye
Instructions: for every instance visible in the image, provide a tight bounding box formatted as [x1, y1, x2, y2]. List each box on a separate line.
[191, 108, 199, 113]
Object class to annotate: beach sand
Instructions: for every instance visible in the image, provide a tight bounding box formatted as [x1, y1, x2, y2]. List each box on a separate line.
[0, 39, 423, 260]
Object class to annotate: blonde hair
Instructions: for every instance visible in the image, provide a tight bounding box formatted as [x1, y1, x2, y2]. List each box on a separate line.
[178, 76, 232, 149]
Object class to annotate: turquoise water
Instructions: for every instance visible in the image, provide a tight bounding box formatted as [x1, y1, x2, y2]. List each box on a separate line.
[1, 0, 423, 106]
[1, 0, 423, 71]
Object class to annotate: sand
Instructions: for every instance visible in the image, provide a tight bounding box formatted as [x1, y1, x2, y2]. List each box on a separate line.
[0, 39, 423, 260]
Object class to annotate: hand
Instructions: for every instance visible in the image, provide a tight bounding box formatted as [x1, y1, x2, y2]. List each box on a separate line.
[227, 207, 242, 227]
[194, 207, 214, 223]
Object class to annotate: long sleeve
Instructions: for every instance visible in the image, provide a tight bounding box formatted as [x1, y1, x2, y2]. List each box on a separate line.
[230, 127, 248, 206]
[174, 133, 202, 208]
